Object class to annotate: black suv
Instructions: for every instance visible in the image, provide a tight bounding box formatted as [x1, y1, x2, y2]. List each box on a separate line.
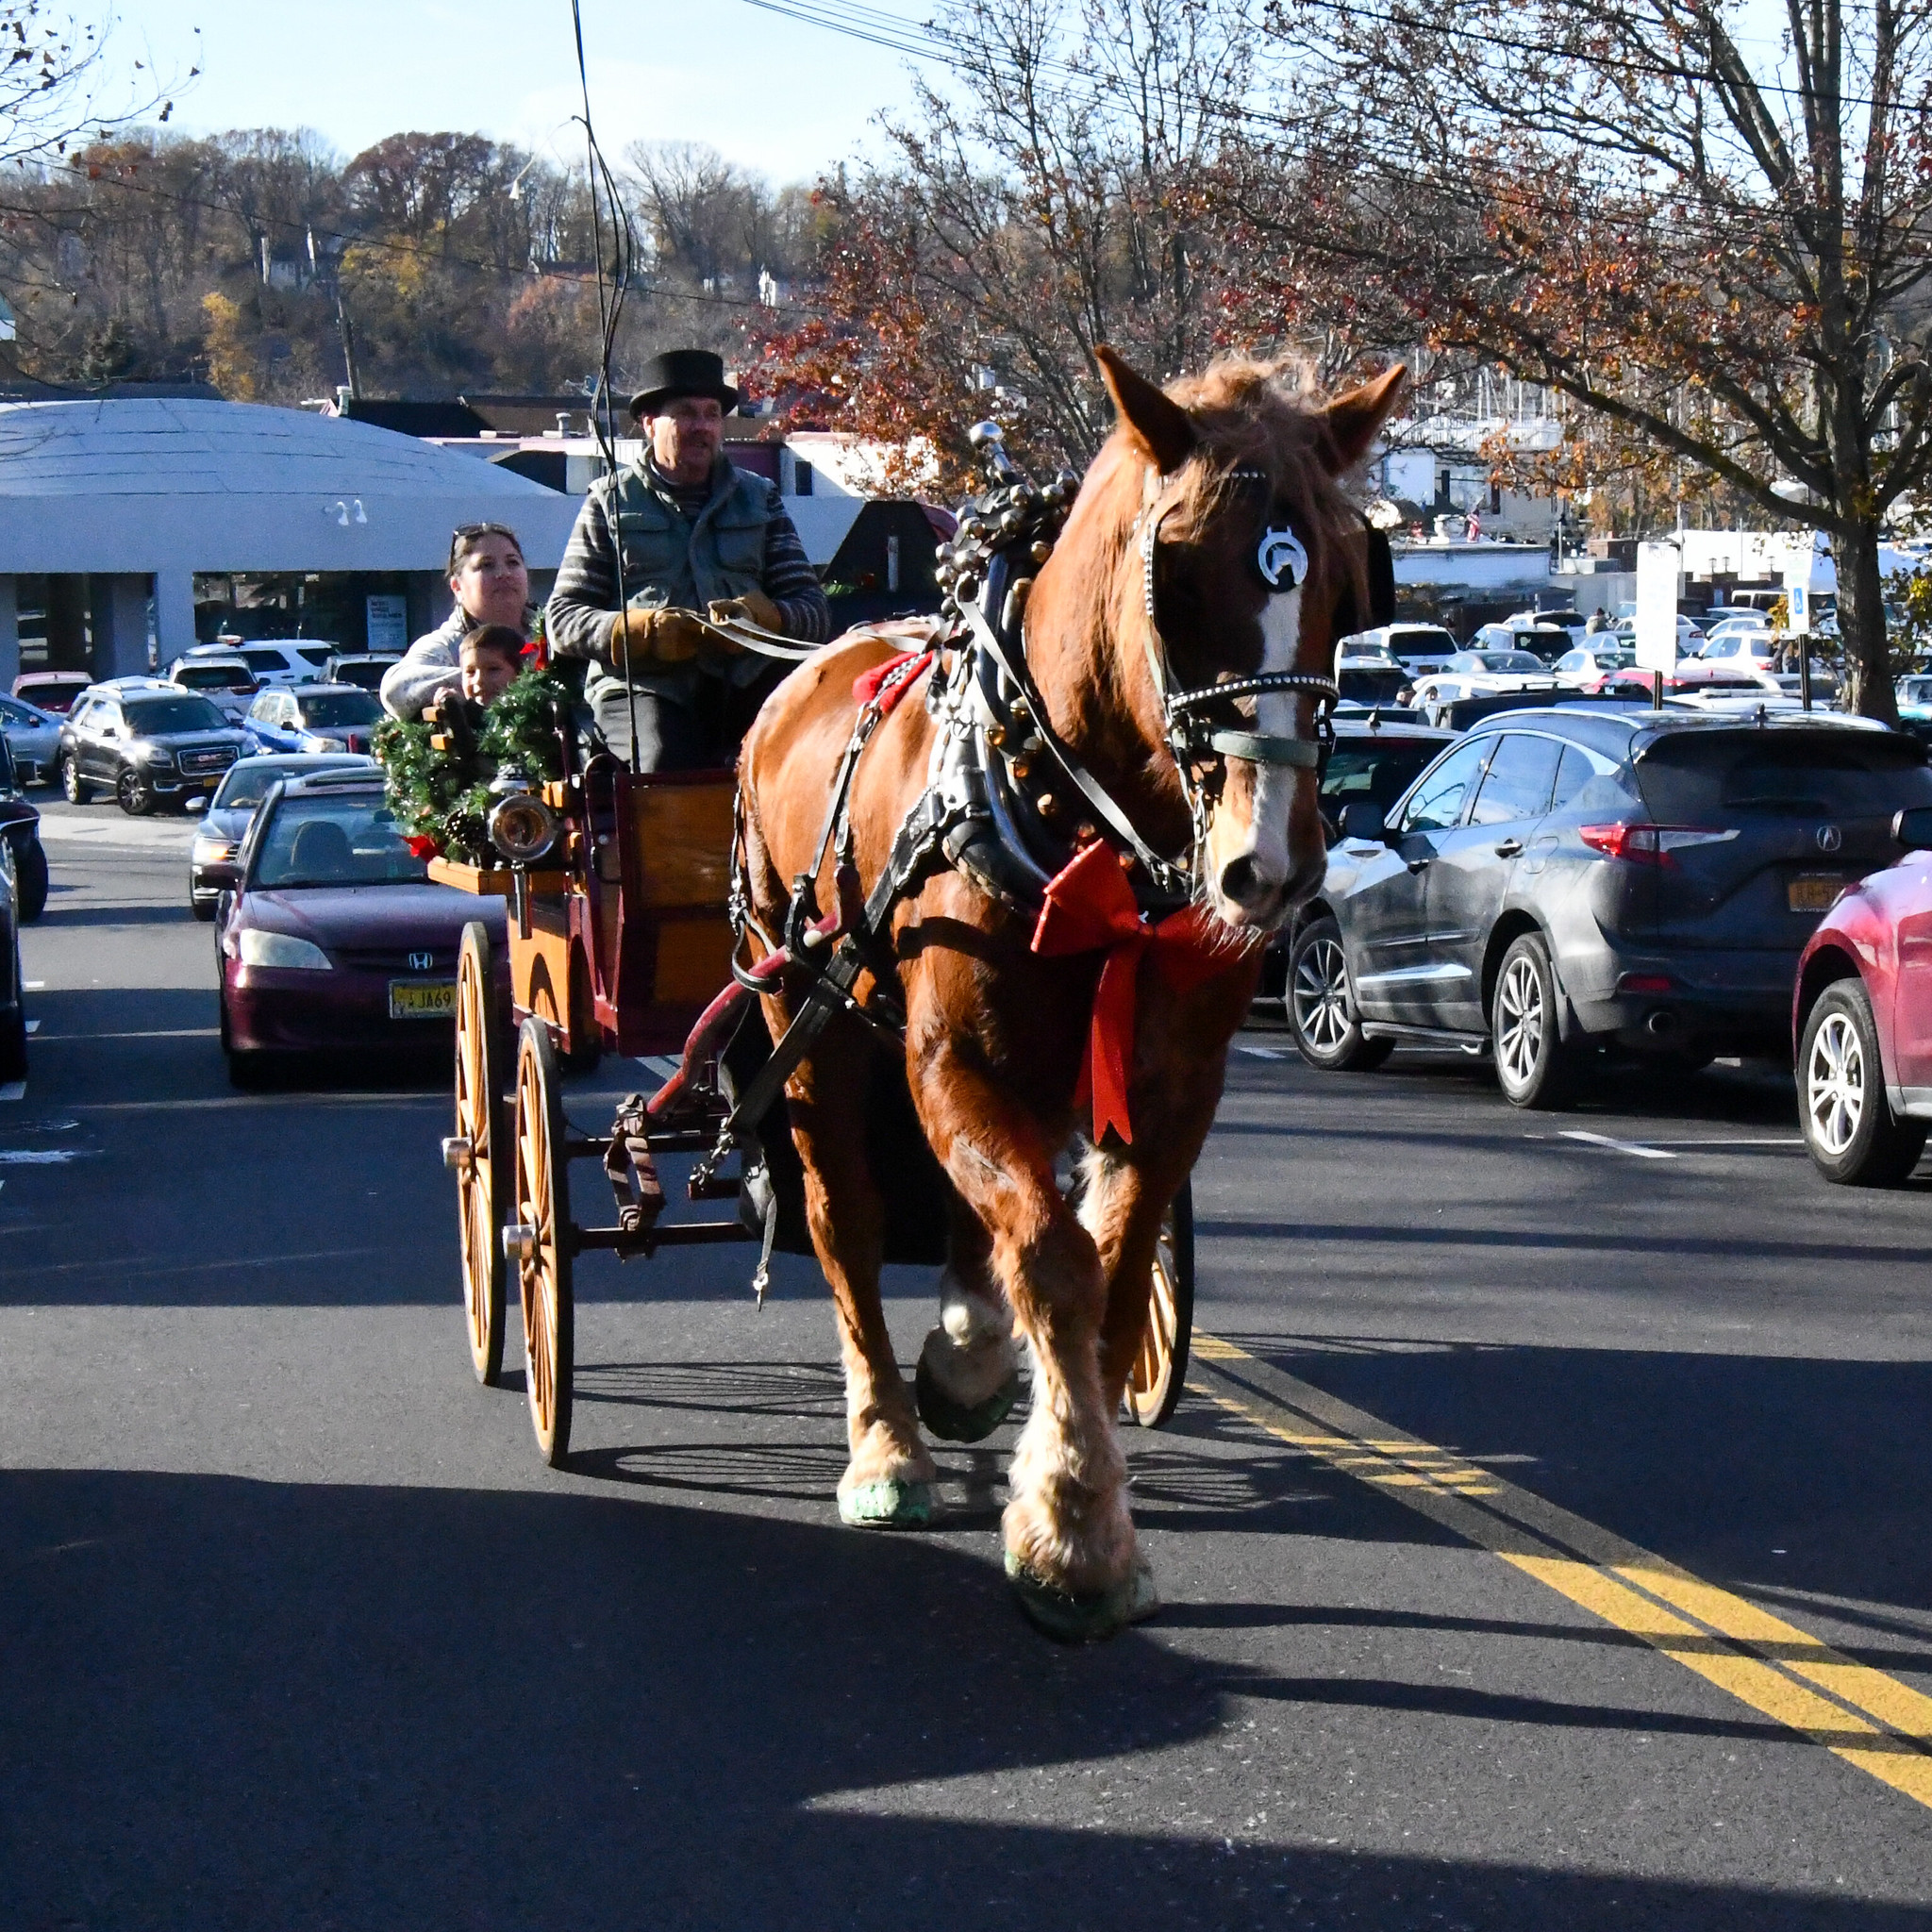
[57, 680, 244, 815]
[1285, 707, 1932, 1106]
[0, 734, 46, 922]
[1259, 713, 1454, 1002]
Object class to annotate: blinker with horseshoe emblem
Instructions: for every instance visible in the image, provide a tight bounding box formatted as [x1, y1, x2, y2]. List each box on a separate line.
[1257, 526, 1309, 591]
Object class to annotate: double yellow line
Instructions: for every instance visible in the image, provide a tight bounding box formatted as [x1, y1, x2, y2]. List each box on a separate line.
[1190, 1333, 1932, 1809]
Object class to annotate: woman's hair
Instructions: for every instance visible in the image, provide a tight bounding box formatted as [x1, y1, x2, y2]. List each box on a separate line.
[449, 523, 524, 575]
[460, 625, 525, 669]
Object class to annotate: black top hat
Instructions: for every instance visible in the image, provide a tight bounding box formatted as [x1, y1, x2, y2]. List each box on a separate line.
[627, 348, 740, 420]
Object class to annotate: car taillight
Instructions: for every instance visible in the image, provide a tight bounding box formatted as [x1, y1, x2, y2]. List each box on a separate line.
[1577, 823, 1736, 865]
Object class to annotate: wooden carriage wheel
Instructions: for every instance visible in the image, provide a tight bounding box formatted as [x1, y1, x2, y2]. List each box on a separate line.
[1124, 1181, 1194, 1428]
[452, 922, 508, 1385]
[511, 1017, 575, 1465]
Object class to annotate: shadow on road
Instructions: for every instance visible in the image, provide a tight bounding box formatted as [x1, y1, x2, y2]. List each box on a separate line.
[7, 1464, 1926, 1932]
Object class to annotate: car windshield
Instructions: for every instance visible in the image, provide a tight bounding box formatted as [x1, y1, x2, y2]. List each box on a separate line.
[1322, 740, 1444, 813]
[251, 794, 426, 888]
[1479, 652, 1545, 672]
[329, 660, 389, 690]
[240, 649, 290, 675]
[123, 695, 227, 734]
[1900, 678, 1932, 706]
[1638, 731, 1932, 821]
[1389, 629, 1453, 653]
[213, 758, 364, 808]
[175, 663, 255, 691]
[295, 691, 382, 727]
[1337, 667, 1410, 703]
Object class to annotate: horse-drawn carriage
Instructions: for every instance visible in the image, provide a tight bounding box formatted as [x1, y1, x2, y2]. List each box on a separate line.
[431, 717, 1194, 1467]
[422, 347, 1402, 1640]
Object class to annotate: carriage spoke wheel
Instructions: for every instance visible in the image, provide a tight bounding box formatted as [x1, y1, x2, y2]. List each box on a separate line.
[512, 1019, 575, 1466]
[453, 922, 507, 1385]
[1124, 1181, 1194, 1428]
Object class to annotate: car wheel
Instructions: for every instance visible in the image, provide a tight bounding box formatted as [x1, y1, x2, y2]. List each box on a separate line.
[58, 754, 88, 804]
[1491, 931, 1574, 1109]
[1287, 917, 1393, 1072]
[1799, 981, 1926, 1186]
[116, 766, 155, 816]
[15, 838, 48, 923]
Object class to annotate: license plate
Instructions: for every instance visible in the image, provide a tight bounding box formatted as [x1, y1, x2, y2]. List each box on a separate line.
[1789, 875, 1847, 911]
[389, 979, 456, 1020]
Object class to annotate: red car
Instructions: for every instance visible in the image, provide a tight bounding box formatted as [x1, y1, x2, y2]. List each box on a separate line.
[1793, 805, 1932, 1183]
[12, 671, 92, 715]
[216, 769, 506, 1086]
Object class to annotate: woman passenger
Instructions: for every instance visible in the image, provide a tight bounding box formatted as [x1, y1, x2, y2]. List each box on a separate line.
[379, 524, 534, 721]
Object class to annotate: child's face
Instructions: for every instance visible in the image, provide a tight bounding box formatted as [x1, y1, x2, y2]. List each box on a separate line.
[461, 647, 516, 704]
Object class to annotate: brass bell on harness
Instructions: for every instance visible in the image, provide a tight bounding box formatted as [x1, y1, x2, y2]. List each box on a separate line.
[1030, 541, 1052, 563]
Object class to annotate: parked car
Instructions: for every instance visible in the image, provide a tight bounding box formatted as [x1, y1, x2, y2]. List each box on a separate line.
[216, 770, 507, 1085]
[1472, 623, 1574, 664]
[1552, 644, 1636, 686]
[241, 683, 386, 757]
[1335, 655, 1415, 707]
[0, 811, 23, 1083]
[190, 751, 378, 920]
[0, 691, 61, 783]
[0, 733, 47, 923]
[181, 640, 336, 689]
[1593, 664, 1789, 708]
[1283, 706, 1932, 1105]
[56, 681, 244, 814]
[1501, 608, 1590, 647]
[166, 655, 260, 720]
[1791, 806, 1932, 1185]
[12, 671, 92, 714]
[322, 653, 400, 691]
[1341, 624, 1460, 678]
[1411, 651, 1562, 719]
[1260, 713, 1454, 1007]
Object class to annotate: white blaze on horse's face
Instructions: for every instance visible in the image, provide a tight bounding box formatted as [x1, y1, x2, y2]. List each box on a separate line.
[1203, 583, 1321, 930]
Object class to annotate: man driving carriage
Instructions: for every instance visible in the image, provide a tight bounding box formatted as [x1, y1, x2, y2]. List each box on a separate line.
[544, 348, 832, 771]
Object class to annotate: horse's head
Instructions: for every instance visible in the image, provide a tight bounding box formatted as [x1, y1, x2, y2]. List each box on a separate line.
[1080, 347, 1405, 933]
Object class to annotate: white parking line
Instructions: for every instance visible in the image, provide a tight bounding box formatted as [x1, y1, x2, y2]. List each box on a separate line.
[1236, 1044, 1289, 1059]
[1557, 1129, 1676, 1160]
[0, 1148, 91, 1165]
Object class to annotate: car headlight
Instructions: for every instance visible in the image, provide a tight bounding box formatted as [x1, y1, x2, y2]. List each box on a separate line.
[138, 743, 175, 766]
[195, 839, 237, 861]
[238, 928, 332, 971]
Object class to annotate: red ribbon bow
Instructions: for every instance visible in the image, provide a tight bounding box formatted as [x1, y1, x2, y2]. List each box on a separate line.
[1030, 840, 1233, 1144]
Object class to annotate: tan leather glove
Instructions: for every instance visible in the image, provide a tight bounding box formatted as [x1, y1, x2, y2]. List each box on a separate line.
[608, 606, 708, 667]
[708, 589, 785, 637]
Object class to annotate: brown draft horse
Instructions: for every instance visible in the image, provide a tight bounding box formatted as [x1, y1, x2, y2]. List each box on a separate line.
[738, 346, 1404, 1638]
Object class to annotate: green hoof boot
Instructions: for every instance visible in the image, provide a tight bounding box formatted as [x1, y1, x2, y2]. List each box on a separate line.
[839, 1478, 935, 1529]
[1005, 1549, 1160, 1643]
[915, 1356, 1022, 1443]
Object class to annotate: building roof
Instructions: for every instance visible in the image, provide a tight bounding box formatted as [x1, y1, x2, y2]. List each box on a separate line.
[0, 397, 583, 575]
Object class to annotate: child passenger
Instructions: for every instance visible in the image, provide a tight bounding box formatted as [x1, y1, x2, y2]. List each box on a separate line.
[459, 625, 525, 706]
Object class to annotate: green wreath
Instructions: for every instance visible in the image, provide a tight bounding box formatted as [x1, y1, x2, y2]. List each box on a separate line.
[374, 670, 571, 866]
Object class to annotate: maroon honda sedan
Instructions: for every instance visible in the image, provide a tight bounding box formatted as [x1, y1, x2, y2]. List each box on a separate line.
[216, 770, 506, 1086]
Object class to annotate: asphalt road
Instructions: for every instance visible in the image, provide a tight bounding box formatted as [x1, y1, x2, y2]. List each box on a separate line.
[8, 795, 1932, 1931]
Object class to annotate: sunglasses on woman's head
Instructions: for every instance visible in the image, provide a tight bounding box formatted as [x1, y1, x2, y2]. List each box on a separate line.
[449, 524, 523, 572]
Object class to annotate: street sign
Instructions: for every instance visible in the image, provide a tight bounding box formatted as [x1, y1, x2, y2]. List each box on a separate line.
[1634, 541, 1681, 673]
[1787, 582, 1811, 636]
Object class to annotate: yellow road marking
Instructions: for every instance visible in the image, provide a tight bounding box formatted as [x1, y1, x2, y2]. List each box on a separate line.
[1191, 1335, 1932, 1812]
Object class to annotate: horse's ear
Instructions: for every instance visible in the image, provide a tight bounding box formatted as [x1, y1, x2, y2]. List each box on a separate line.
[1318, 364, 1406, 475]
[1095, 344, 1196, 475]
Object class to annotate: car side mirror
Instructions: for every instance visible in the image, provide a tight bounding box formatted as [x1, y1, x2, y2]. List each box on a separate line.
[1340, 801, 1387, 843]
[185, 794, 207, 814]
[1894, 806, 1932, 853]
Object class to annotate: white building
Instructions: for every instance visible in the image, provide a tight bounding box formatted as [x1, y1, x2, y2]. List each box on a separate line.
[0, 397, 582, 687]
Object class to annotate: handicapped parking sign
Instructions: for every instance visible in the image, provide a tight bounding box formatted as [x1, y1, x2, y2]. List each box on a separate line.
[1788, 583, 1810, 634]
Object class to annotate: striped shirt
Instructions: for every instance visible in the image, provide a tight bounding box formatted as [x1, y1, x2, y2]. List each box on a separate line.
[545, 458, 830, 691]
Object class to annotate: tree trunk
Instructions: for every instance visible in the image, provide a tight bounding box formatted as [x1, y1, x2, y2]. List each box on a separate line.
[1836, 516, 1896, 724]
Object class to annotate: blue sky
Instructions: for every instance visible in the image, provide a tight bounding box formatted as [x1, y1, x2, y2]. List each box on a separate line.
[114, 0, 938, 183]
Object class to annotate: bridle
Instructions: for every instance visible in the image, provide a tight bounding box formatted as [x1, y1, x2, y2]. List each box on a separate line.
[1133, 464, 1339, 856]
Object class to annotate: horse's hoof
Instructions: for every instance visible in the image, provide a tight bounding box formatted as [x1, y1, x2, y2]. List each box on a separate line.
[839, 1478, 935, 1529]
[1004, 1549, 1159, 1642]
[915, 1356, 1021, 1443]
